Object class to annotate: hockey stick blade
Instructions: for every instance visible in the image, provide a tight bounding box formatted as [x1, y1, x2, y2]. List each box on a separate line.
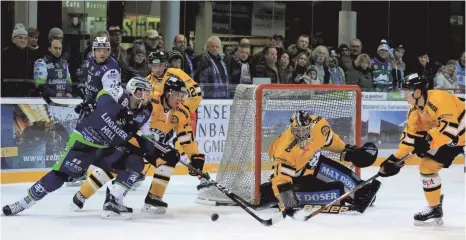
[135, 132, 284, 226]
[294, 152, 413, 222]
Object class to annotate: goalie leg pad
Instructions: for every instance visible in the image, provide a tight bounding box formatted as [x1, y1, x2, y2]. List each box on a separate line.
[352, 179, 381, 213]
[276, 182, 299, 214]
[314, 155, 361, 195]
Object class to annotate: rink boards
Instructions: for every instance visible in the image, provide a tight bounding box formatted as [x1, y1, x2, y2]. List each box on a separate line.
[1, 95, 464, 183]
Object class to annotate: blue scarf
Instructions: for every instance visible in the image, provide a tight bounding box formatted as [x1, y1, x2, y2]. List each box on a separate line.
[185, 53, 193, 77]
[328, 66, 345, 84]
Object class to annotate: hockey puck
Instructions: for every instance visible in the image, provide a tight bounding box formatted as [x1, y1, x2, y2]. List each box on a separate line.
[211, 213, 219, 221]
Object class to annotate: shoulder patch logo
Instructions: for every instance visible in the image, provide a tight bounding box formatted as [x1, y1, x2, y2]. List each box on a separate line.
[170, 115, 179, 124]
[321, 126, 330, 136]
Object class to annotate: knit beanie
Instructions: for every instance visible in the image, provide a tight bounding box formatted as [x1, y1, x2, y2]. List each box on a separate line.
[169, 50, 183, 62]
[377, 39, 390, 52]
[48, 27, 64, 40]
[12, 23, 28, 38]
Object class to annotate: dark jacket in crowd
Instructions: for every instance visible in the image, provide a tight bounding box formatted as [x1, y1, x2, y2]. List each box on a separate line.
[252, 62, 281, 84]
[194, 52, 230, 99]
[346, 67, 374, 91]
[1, 44, 38, 96]
[416, 63, 435, 89]
[225, 54, 252, 85]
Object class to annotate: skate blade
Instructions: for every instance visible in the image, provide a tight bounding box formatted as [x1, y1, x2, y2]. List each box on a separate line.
[414, 218, 444, 226]
[66, 182, 83, 187]
[69, 202, 83, 212]
[101, 210, 132, 220]
[141, 204, 166, 215]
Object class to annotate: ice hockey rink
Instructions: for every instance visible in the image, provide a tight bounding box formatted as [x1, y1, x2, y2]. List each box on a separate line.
[1, 165, 464, 240]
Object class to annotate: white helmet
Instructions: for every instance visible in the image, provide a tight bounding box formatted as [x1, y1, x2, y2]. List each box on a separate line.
[126, 77, 152, 100]
[92, 36, 111, 50]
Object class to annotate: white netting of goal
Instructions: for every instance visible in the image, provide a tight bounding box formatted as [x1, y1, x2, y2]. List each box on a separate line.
[197, 84, 361, 206]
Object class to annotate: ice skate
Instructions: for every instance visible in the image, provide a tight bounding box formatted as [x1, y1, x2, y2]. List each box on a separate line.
[141, 193, 167, 214]
[101, 192, 133, 220]
[414, 194, 444, 226]
[71, 191, 86, 211]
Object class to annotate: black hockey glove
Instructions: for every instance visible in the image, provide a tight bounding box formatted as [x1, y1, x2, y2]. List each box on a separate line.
[74, 101, 95, 115]
[189, 153, 205, 176]
[124, 112, 139, 135]
[341, 142, 378, 168]
[414, 135, 431, 158]
[378, 154, 405, 177]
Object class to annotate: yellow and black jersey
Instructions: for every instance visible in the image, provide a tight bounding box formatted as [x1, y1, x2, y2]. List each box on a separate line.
[147, 68, 202, 113]
[139, 95, 201, 160]
[268, 115, 346, 177]
[395, 90, 465, 159]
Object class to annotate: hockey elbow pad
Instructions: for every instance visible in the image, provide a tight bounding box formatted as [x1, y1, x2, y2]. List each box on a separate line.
[189, 153, 205, 176]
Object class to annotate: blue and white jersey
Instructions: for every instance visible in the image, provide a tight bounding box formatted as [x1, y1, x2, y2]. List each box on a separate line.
[81, 53, 121, 103]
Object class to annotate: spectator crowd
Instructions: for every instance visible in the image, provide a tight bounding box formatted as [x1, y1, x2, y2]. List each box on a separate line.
[2, 22, 465, 99]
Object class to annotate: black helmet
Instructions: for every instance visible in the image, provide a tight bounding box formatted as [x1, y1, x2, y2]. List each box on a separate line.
[401, 73, 428, 92]
[164, 75, 188, 96]
[148, 50, 168, 64]
[290, 110, 312, 141]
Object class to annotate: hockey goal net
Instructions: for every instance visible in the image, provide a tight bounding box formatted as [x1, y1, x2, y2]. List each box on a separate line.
[197, 84, 362, 206]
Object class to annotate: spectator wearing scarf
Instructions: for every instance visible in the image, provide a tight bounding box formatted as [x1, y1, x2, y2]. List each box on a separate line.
[193, 36, 230, 99]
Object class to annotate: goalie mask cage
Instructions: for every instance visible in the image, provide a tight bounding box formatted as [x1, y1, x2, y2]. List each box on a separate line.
[197, 84, 362, 206]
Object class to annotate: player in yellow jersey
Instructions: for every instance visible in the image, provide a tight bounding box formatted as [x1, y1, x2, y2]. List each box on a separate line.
[378, 73, 465, 226]
[259, 110, 380, 217]
[71, 76, 205, 214]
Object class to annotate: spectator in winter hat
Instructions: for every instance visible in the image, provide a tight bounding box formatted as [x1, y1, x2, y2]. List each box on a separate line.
[168, 50, 184, 69]
[144, 30, 160, 56]
[371, 40, 393, 92]
[48, 27, 64, 42]
[2, 24, 36, 96]
[122, 42, 148, 83]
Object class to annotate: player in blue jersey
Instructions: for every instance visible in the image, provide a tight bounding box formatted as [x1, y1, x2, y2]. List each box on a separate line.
[2, 78, 155, 220]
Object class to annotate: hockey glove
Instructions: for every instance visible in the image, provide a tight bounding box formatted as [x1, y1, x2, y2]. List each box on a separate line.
[414, 135, 431, 158]
[189, 153, 205, 176]
[341, 142, 378, 168]
[378, 154, 405, 177]
[74, 101, 95, 115]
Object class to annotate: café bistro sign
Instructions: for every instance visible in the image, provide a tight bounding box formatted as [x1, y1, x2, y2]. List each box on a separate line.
[63, 1, 107, 16]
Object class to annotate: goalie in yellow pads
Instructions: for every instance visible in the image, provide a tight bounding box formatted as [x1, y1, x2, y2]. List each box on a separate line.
[378, 73, 465, 226]
[260, 110, 381, 217]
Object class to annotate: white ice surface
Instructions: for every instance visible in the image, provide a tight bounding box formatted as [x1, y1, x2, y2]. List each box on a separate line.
[1, 166, 465, 240]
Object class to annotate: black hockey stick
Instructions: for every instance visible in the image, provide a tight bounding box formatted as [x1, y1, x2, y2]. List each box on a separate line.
[177, 160, 284, 226]
[136, 132, 284, 226]
[40, 92, 78, 108]
[294, 152, 413, 222]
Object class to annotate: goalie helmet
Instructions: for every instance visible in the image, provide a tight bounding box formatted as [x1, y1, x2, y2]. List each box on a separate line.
[290, 110, 313, 142]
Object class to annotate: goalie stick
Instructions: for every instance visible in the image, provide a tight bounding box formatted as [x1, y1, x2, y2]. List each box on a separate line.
[136, 131, 284, 227]
[294, 152, 413, 222]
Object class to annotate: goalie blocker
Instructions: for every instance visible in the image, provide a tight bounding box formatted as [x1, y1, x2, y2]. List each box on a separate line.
[259, 143, 380, 214]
